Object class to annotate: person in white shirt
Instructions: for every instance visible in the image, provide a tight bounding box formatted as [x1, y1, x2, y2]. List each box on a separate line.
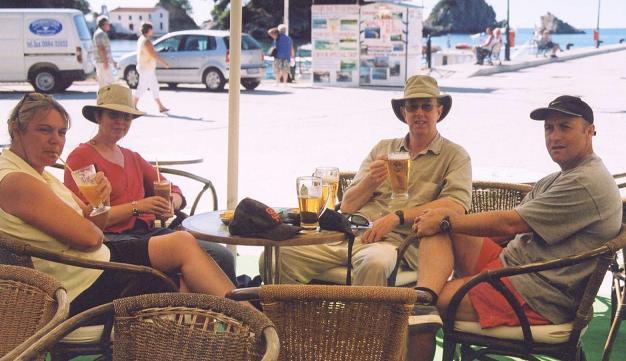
[93, 16, 116, 87]
[133, 22, 170, 113]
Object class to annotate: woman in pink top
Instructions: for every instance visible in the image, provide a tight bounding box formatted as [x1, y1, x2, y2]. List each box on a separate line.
[64, 84, 236, 282]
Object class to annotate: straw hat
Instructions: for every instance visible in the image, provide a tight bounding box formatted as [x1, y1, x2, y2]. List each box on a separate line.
[391, 75, 452, 123]
[82, 84, 145, 123]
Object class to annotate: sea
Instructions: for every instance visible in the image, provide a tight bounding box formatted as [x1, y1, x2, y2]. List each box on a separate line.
[109, 28, 626, 79]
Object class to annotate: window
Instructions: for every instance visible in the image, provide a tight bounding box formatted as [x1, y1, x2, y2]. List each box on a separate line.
[224, 35, 262, 50]
[183, 35, 216, 52]
[129, 23, 134, 31]
[149, 14, 152, 19]
[160, 22, 163, 30]
[160, 13, 163, 18]
[154, 36, 182, 53]
[73, 15, 91, 41]
[129, 15, 132, 20]
[118, 15, 121, 20]
[139, 15, 142, 20]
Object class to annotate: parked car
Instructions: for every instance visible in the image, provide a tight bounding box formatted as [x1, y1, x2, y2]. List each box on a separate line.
[117, 30, 265, 91]
[0, 8, 94, 93]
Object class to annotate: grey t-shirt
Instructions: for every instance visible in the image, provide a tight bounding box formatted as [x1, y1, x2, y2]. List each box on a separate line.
[93, 28, 111, 64]
[503, 153, 623, 324]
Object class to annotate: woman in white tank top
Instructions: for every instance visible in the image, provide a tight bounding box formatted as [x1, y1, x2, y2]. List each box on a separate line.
[133, 22, 170, 113]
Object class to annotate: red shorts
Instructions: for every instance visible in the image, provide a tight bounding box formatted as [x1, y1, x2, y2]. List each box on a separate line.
[466, 238, 552, 328]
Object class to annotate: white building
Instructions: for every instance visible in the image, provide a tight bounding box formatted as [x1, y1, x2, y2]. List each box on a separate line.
[109, 6, 169, 36]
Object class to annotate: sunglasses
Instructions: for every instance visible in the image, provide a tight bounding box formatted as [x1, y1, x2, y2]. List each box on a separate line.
[105, 110, 133, 121]
[403, 101, 437, 113]
[346, 214, 370, 228]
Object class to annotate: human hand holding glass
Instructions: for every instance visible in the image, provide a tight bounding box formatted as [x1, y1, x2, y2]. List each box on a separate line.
[71, 165, 111, 217]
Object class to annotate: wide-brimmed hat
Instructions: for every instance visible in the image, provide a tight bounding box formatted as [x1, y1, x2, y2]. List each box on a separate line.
[391, 75, 452, 123]
[229, 198, 301, 241]
[82, 84, 145, 123]
[530, 95, 594, 123]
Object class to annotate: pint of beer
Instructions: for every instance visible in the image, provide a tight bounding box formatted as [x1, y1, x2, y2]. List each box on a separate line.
[314, 167, 340, 210]
[296, 176, 324, 231]
[387, 152, 410, 200]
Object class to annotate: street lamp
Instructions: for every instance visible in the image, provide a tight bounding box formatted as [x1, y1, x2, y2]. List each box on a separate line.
[504, 0, 510, 61]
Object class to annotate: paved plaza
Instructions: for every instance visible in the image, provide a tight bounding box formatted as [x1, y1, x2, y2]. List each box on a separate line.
[1, 48, 625, 277]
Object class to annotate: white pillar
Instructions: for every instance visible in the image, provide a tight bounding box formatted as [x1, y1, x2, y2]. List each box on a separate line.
[284, 0, 289, 33]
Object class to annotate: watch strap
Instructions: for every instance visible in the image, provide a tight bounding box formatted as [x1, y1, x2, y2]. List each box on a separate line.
[131, 201, 140, 217]
[395, 210, 405, 225]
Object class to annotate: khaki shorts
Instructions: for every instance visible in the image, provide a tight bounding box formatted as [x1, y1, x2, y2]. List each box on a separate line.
[273, 58, 290, 75]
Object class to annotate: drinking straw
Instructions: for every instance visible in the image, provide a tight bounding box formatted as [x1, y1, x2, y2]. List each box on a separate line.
[58, 156, 73, 173]
[155, 159, 161, 182]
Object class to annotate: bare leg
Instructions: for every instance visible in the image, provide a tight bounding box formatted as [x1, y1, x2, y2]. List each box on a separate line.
[148, 230, 235, 297]
[156, 98, 169, 113]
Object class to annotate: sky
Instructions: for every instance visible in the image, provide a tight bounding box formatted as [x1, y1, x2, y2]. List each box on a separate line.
[88, 0, 624, 29]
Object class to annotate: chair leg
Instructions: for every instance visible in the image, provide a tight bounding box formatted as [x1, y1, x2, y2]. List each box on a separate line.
[603, 278, 625, 361]
[441, 338, 457, 361]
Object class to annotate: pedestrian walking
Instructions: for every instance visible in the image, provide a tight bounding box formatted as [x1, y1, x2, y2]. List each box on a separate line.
[93, 16, 116, 87]
[133, 22, 170, 113]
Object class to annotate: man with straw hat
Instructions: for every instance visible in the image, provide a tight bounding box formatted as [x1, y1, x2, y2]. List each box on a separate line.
[273, 75, 472, 287]
[64, 84, 237, 283]
[407, 95, 622, 361]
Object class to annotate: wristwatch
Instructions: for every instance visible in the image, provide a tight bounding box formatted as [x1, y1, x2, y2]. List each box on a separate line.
[395, 210, 405, 225]
[439, 216, 452, 233]
[131, 201, 140, 217]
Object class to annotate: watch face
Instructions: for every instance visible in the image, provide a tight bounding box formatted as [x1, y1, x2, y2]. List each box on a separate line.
[440, 219, 450, 232]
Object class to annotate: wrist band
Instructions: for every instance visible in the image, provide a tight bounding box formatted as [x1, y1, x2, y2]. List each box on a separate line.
[395, 210, 405, 225]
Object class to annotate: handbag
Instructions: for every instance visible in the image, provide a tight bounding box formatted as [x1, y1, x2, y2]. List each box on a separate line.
[268, 46, 277, 57]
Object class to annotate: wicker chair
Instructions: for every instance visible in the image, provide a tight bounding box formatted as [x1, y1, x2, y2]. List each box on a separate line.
[15, 293, 280, 361]
[441, 226, 626, 361]
[0, 236, 178, 360]
[0, 265, 69, 361]
[228, 284, 417, 361]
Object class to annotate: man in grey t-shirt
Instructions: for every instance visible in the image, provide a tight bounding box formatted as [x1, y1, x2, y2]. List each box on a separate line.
[93, 16, 116, 87]
[407, 95, 622, 361]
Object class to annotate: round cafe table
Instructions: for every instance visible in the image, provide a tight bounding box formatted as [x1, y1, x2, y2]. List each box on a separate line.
[182, 211, 346, 284]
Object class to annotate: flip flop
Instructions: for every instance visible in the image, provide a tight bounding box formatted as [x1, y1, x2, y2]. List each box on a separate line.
[159, 108, 170, 113]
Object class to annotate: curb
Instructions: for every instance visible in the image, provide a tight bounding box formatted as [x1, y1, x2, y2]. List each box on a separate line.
[469, 44, 626, 77]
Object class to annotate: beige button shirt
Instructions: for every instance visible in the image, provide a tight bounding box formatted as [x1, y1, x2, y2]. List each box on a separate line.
[348, 133, 472, 243]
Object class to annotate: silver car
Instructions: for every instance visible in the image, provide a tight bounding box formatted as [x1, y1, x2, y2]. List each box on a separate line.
[117, 30, 265, 91]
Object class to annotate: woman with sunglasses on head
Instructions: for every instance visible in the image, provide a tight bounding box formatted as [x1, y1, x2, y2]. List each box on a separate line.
[63, 84, 236, 284]
[0, 91, 237, 316]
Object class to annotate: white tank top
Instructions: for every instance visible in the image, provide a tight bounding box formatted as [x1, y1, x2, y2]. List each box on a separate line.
[137, 35, 157, 72]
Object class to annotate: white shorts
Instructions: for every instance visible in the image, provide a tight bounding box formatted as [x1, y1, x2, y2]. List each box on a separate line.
[135, 68, 160, 99]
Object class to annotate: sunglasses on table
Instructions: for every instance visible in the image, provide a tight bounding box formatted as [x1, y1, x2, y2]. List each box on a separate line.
[346, 214, 371, 228]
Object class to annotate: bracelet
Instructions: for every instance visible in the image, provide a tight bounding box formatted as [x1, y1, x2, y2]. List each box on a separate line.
[131, 201, 140, 217]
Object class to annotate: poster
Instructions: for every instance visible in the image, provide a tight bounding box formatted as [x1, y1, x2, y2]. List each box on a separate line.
[311, 5, 360, 86]
[359, 3, 422, 86]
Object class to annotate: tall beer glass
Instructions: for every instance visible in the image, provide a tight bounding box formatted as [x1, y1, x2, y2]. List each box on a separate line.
[314, 167, 340, 210]
[296, 176, 324, 231]
[71, 164, 110, 216]
[387, 152, 410, 200]
[153, 179, 171, 227]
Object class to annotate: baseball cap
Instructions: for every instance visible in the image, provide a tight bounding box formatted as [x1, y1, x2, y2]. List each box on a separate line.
[530, 95, 594, 123]
[228, 198, 301, 241]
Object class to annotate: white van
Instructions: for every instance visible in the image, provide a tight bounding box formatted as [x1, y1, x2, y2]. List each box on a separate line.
[0, 8, 94, 93]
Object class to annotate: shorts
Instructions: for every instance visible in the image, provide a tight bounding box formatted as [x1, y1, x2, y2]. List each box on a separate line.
[69, 238, 178, 317]
[273, 58, 290, 75]
[467, 238, 552, 328]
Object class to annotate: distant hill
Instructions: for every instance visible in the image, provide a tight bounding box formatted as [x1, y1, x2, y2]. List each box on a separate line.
[424, 0, 497, 36]
[539, 13, 585, 34]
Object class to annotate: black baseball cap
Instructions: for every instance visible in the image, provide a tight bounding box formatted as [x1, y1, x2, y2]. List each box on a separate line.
[228, 198, 301, 241]
[530, 95, 594, 123]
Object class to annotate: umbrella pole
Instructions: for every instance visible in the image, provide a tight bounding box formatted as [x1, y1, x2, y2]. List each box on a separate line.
[227, 0, 242, 261]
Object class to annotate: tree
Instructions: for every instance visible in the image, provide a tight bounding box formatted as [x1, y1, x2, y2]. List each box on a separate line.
[0, 0, 90, 13]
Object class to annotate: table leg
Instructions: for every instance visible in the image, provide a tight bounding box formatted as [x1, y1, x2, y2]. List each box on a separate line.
[263, 245, 273, 285]
[274, 246, 281, 284]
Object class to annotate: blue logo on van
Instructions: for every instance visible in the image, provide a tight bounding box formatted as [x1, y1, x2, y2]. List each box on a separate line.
[29, 19, 63, 36]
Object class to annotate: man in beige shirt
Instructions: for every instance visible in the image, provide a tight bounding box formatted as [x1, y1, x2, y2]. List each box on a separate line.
[270, 75, 472, 286]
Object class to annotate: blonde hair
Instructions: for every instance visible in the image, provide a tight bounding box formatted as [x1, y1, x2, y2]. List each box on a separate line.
[8, 93, 70, 140]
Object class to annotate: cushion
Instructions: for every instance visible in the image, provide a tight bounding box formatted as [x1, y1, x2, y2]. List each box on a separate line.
[454, 321, 581, 344]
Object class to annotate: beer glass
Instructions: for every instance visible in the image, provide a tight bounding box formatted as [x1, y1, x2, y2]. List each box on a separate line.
[314, 167, 340, 210]
[153, 179, 172, 226]
[71, 164, 110, 217]
[387, 152, 410, 200]
[296, 176, 324, 231]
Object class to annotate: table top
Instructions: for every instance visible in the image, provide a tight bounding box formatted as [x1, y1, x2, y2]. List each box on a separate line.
[182, 211, 346, 247]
